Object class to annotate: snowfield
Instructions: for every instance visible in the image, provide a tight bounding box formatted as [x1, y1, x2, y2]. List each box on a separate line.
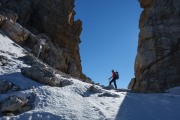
[0, 33, 180, 120]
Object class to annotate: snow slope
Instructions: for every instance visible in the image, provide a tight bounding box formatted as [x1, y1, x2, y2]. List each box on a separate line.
[0, 33, 180, 120]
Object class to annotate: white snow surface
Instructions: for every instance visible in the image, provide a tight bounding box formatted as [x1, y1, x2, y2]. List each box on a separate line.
[0, 33, 180, 120]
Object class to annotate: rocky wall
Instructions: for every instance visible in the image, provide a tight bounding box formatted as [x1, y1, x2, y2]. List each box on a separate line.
[129, 0, 180, 92]
[0, 0, 88, 81]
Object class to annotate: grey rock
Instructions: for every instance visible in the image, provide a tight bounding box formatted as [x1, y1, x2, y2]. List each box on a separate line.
[59, 79, 74, 87]
[129, 0, 180, 93]
[1, 18, 30, 44]
[103, 85, 115, 90]
[0, 96, 28, 112]
[88, 85, 103, 93]
[128, 78, 136, 90]
[98, 92, 119, 98]
[0, 80, 19, 94]
[21, 66, 60, 86]
[0, 0, 88, 81]
[0, 80, 13, 93]
[0, 55, 8, 66]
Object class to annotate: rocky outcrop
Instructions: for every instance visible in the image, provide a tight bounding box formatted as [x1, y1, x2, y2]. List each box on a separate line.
[0, 80, 19, 94]
[0, 96, 28, 112]
[21, 66, 61, 87]
[0, 55, 8, 66]
[0, 0, 88, 81]
[21, 65, 73, 87]
[0, 95, 34, 116]
[129, 0, 180, 92]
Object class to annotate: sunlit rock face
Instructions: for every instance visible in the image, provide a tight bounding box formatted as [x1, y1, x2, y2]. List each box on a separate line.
[0, 0, 89, 81]
[129, 0, 180, 92]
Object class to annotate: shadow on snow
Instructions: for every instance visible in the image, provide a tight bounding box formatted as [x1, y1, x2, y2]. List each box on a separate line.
[115, 92, 180, 120]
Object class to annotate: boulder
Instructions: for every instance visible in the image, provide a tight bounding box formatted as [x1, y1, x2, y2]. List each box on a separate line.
[0, 95, 35, 116]
[103, 85, 115, 90]
[21, 66, 73, 87]
[98, 92, 119, 98]
[0, 80, 13, 93]
[0, 80, 19, 94]
[0, 96, 28, 112]
[59, 79, 74, 87]
[0, 55, 8, 66]
[21, 66, 60, 86]
[1, 19, 30, 44]
[88, 85, 103, 93]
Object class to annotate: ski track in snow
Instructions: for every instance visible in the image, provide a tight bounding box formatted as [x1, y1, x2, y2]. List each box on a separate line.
[0, 33, 180, 120]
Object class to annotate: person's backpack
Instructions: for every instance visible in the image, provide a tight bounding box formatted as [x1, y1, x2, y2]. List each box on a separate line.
[115, 72, 119, 79]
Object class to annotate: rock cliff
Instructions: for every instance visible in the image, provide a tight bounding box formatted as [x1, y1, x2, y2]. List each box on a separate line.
[129, 0, 180, 92]
[0, 0, 89, 81]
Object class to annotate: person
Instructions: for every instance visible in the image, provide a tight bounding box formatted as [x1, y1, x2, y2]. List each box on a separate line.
[109, 70, 117, 89]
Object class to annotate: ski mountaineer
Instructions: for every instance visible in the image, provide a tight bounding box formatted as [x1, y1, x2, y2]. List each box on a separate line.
[109, 70, 117, 89]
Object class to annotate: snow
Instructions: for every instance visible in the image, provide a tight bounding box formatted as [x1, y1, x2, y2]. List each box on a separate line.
[0, 33, 180, 120]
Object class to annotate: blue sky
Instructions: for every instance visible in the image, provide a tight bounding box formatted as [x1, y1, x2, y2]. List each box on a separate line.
[75, 0, 142, 88]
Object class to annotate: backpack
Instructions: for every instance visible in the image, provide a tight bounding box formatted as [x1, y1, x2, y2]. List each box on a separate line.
[115, 72, 119, 79]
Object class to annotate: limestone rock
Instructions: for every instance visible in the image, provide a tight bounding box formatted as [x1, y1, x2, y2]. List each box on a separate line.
[21, 66, 73, 87]
[0, 55, 8, 66]
[103, 85, 115, 90]
[129, 0, 180, 93]
[1, 18, 30, 44]
[0, 80, 12, 93]
[59, 79, 74, 87]
[21, 66, 60, 87]
[128, 78, 136, 90]
[0, 0, 87, 80]
[0, 95, 35, 116]
[0, 80, 19, 94]
[0, 96, 28, 112]
[138, 0, 153, 8]
[0, 14, 6, 26]
[88, 85, 103, 93]
[98, 92, 119, 98]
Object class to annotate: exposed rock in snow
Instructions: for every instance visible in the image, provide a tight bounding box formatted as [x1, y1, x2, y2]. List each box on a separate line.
[98, 92, 120, 98]
[0, 55, 8, 66]
[0, 80, 19, 94]
[21, 66, 74, 87]
[103, 85, 115, 90]
[0, 94, 35, 116]
[59, 79, 74, 87]
[0, 96, 28, 112]
[21, 66, 61, 87]
[88, 85, 103, 93]
[1, 19, 30, 44]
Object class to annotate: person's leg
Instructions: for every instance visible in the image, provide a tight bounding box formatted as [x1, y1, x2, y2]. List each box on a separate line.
[113, 79, 117, 89]
[109, 80, 113, 86]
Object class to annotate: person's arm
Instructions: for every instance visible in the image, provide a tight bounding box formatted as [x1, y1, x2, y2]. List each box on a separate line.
[109, 73, 113, 80]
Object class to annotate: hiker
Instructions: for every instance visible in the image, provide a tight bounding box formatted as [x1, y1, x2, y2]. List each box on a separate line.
[109, 70, 117, 89]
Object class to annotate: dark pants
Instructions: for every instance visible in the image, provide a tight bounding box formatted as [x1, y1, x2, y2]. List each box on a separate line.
[109, 78, 117, 89]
